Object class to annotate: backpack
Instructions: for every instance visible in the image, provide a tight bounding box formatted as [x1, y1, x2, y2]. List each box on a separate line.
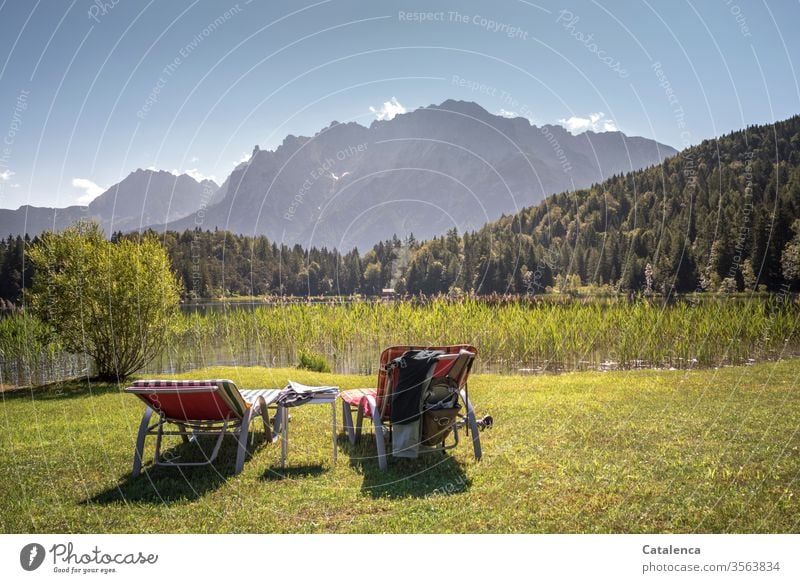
[420, 377, 461, 446]
[389, 349, 443, 458]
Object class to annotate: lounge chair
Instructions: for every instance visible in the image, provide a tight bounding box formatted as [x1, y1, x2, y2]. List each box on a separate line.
[124, 379, 281, 476]
[339, 345, 484, 470]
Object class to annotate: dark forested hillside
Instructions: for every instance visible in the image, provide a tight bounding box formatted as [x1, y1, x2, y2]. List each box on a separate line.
[402, 114, 800, 296]
[0, 234, 33, 308]
[1, 115, 798, 303]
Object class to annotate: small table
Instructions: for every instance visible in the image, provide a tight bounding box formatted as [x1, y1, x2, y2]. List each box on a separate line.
[278, 391, 338, 469]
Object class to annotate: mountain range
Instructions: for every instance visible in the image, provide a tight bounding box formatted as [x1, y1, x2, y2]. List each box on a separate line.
[0, 169, 218, 237]
[160, 100, 676, 249]
[0, 100, 676, 248]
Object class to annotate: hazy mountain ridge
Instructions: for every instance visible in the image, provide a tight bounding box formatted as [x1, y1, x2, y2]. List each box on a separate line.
[0, 100, 675, 246]
[0, 170, 218, 237]
[161, 100, 676, 249]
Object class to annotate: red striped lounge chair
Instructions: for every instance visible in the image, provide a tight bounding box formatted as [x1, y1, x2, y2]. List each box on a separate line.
[124, 379, 281, 476]
[339, 345, 483, 470]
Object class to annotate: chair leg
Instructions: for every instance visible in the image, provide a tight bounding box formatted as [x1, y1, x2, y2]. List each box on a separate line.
[270, 404, 282, 441]
[460, 389, 482, 461]
[176, 422, 190, 444]
[355, 401, 366, 441]
[342, 399, 357, 444]
[280, 406, 289, 469]
[132, 407, 154, 477]
[366, 395, 387, 471]
[235, 410, 253, 475]
[256, 397, 272, 443]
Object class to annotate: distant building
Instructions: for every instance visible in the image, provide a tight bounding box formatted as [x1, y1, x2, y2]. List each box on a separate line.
[381, 288, 396, 301]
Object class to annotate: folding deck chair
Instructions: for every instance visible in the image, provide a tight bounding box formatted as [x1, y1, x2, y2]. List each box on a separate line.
[339, 345, 484, 470]
[124, 379, 281, 476]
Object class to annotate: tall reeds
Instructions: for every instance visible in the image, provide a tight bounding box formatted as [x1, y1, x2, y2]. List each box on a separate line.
[156, 296, 800, 375]
[2, 296, 798, 386]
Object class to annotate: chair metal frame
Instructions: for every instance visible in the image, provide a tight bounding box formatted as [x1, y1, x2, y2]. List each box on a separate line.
[126, 382, 281, 476]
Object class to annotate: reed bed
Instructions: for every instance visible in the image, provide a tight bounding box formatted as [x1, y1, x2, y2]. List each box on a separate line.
[0, 313, 88, 387]
[2, 297, 799, 386]
[155, 296, 800, 376]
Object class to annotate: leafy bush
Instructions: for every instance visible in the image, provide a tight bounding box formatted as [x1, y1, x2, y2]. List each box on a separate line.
[27, 221, 182, 381]
[297, 351, 331, 373]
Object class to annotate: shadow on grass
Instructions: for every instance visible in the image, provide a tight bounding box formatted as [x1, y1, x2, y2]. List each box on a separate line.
[2, 377, 124, 401]
[85, 434, 271, 504]
[260, 464, 327, 481]
[338, 434, 471, 499]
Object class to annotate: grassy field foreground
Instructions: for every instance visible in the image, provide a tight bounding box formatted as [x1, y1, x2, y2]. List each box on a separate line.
[1, 361, 799, 533]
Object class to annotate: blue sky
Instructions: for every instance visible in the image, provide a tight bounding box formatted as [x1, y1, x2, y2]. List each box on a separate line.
[0, 0, 798, 209]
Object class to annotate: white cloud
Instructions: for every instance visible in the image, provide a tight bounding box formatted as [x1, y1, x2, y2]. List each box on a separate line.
[558, 112, 618, 134]
[602, 119, 618, 131]
[172, 168, 216, 183]
[233, 152, 251, 166]
[498, 109, 536, 124]
[72, 178, 106, 204]
[0, 169, 15, 181]
[190, 156, 199, 163]
[369, 97, 406, 121]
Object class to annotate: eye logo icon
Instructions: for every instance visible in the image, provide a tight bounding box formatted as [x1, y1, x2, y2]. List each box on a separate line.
[20, 543, 46, 571]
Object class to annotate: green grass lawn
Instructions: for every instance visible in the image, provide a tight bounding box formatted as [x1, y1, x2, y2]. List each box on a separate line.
[1, 360, 799, 533]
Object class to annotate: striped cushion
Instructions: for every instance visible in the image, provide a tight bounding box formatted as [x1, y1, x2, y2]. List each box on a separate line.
[130, 379, 257, 419]
[126, 386, 232, 421]
[240, 389, 281, 407]
[131, 379, 219, 388]
[215, 379, 246, 417]
[375, 345, 476, 417]
[130, 380, 281, 416]
[131, 379, 241, 416]
[339, 388, 377, 417]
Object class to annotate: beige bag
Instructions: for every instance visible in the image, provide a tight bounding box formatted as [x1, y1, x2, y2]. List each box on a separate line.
[421, 407, 460, 446]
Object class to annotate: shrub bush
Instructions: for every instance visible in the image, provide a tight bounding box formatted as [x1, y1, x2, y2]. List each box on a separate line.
[27, 221, 182, 381]
[297, 351, 331, 373]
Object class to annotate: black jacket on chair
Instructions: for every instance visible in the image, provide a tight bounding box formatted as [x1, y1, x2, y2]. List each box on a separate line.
[390, 349, 443, 425]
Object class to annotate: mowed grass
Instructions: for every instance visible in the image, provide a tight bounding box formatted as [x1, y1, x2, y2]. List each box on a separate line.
[1, 360, 799, 533]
